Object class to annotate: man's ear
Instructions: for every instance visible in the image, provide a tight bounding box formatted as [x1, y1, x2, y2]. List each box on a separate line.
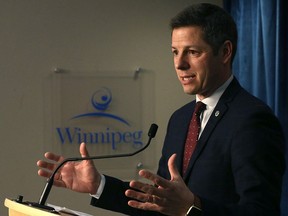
[221, 40, 233, 64]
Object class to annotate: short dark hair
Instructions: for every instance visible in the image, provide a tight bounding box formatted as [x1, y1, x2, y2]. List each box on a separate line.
[170, 3, 238, 64]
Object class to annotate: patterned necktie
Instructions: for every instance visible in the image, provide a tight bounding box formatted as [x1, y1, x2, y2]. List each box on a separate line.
[182, 101, 206, 175]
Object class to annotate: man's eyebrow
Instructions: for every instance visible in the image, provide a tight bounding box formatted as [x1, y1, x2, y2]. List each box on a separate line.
[171, 45, 202, 49]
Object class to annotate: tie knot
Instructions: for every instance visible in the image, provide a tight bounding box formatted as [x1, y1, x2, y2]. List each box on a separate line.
[194, 101, 206, 116]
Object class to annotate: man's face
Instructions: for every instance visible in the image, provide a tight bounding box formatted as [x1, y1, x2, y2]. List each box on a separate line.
[172, 26, 225, 100]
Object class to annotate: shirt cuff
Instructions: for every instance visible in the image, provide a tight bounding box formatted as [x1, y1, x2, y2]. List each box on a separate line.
[89, 174, 106, 199]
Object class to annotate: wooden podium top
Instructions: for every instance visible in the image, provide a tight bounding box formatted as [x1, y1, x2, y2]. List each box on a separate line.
[4, 198, 57, 216]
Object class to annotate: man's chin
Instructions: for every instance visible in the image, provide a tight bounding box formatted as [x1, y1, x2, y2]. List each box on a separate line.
[183, 87, 197, 95]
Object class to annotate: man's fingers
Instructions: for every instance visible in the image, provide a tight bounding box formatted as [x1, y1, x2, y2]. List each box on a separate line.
[128, 180, 168, 205]
[137, 154, 181, 189]
[126, 188, 150, 203]
[44, 152, 63, 162]
[127, 199, 160, 212]
[37, 169, 51, 178]
[129, 180, 155, 195]
[37, 160, 56, 171]
[138, 170, 171, 189]
[80, 142, 90, 157]
[126, 188, 163, 206]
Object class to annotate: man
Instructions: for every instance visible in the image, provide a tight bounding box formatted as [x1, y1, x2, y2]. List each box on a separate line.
[38, 3, 285, 216]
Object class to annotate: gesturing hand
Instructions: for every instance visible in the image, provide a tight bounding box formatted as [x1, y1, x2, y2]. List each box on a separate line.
[37, 142, 101, 195]
[125, 154, 195, 216]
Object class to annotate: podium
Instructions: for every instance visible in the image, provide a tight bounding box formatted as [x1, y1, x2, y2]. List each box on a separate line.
[4, 199, 57, 216]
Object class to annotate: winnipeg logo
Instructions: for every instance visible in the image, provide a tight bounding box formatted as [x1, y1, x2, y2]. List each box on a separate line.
[71, 87, 130, 126]
[55, 87, 143, 149]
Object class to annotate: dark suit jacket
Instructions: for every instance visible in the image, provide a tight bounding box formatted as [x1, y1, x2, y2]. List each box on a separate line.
[91, 78, 285, 216]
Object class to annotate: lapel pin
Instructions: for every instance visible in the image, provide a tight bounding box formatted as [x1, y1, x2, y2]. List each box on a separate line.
[215, 110, 220, 117]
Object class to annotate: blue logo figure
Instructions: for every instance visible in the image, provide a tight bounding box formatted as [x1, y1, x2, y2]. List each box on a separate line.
[91, 87, 112, 111]
[71, 87, 130, 126]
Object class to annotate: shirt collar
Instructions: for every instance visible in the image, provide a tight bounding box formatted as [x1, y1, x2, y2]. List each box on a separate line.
[196, 75, 233, 109]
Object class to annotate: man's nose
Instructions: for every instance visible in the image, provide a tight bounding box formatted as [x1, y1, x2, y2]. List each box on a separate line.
[175, 54, 190, 70]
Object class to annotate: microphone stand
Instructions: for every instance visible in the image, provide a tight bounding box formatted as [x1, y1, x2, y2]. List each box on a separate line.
[31, 123, 158, 210]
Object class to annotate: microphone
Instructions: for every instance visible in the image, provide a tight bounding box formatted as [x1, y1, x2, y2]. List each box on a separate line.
[37, 123, 158, 207]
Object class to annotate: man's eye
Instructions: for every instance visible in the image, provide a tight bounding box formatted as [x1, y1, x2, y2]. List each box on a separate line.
[172, 50, 178, 56]
[188, 50, 198, 55]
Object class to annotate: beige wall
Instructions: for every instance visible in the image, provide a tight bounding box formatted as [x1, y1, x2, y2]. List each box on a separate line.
[0, 0, 221, 215]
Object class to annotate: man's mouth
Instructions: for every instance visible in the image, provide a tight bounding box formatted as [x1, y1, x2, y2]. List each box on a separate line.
[181, 74, 196, 81]
[182, 76, 194, 81]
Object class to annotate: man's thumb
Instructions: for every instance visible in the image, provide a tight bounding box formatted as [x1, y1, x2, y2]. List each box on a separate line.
[168, 153, 181, 180]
